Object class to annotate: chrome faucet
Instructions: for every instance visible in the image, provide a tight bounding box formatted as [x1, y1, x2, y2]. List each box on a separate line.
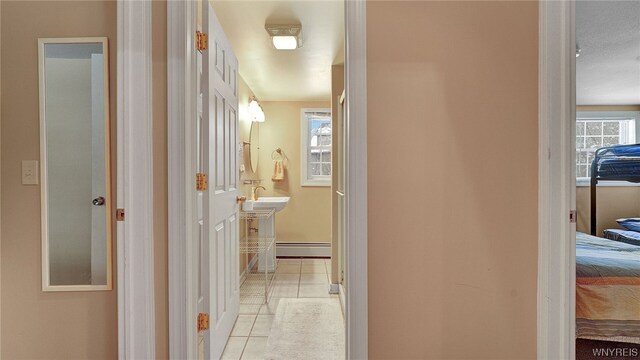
[251, 186, 266, 201]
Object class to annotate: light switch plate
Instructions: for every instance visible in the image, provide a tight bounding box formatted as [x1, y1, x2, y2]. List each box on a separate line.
[22, 160, 39, 185]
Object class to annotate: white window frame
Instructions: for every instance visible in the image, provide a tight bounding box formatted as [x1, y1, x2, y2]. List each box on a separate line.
[575, 111, 640, 187]
[301, 108, 332, 187]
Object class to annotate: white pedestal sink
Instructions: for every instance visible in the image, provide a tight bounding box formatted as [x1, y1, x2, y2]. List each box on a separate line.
[242, 196, 290, 212]
[242, 197, 290, 271]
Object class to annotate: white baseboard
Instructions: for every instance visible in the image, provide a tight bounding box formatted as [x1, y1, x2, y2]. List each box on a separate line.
[276, 242, 331, 257]
[239, 254, 259, 284]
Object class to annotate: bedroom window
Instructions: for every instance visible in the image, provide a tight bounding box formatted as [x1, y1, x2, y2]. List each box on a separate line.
[301, 109, 332, 187]
[576, 115, 636, 180]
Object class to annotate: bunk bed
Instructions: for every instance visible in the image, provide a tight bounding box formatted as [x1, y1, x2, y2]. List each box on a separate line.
[590, 144, 640, 235]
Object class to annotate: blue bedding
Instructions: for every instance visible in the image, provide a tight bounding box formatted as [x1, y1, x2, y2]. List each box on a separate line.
[604, 229, 640, 247]
[576, 232, 640, 278]
[592, 144, 640, 182]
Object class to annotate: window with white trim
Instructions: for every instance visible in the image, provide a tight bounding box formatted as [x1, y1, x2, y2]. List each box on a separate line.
[576, 114, 636, 181]
[301, 109, 331, 186]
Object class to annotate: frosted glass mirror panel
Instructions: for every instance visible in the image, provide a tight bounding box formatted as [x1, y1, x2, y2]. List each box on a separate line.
[39, 38, 112, 291]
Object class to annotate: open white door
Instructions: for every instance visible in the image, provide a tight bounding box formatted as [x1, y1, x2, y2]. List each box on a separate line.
[196, 1, 241, 359]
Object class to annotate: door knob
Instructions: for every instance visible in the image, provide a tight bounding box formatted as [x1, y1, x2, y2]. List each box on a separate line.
[236, 196, 246, 204]
[92, 196, 106, 206]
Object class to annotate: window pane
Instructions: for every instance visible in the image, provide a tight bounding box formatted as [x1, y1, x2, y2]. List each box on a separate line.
[576, 136, 585, 150]
[310, 163, 320, 176]
[603, 136, 619, 146]
[576, 122, 585, 136]
[577, 150, 588, 164]
[319, 133, 331, 146]
[586, 122, 602, 136]
[586, 136, 602, 149]
[322, 163, 331, 176]
[603, 122, 619, 136]
[586, 152, 595, 165]
[321, 150, 331, 163]
[310, 119, 325, 132]
[310, 150, 321, 162]
[577, 165, 586, 178]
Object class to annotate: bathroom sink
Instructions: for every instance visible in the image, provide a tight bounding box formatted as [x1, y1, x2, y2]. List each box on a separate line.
[243, 196, 290, 213]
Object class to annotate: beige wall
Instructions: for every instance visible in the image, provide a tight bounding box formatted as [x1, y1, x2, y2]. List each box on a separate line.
[577, 186, 640, 235]
[152, 0, 169, 357]
[1, 1, 118, 358]
[367, 1, 538, 359]
[256, 101, 332, 244]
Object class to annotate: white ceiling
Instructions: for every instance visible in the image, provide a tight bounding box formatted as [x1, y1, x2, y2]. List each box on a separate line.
[576, 0, 640, 105]
[211, 0, 344, 102]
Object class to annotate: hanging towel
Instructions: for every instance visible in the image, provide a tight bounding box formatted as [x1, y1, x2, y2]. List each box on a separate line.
[272, 160, 285, 181]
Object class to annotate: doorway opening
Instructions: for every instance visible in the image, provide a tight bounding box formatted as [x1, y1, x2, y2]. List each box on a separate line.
[167, 0, 367, 359]
[573, 1, 640, 358]
[207, 2, 346, 358]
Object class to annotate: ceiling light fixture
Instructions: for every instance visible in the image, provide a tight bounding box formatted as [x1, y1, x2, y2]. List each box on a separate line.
[265, 24, 302, 50]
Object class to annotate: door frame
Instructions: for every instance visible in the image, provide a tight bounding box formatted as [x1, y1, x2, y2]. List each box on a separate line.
[537, 1, 576, 359]
[167, 0, 368, 358]
[116, 0, 156, 358]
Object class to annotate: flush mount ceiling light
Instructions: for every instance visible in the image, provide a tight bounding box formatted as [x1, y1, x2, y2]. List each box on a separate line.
[265, 24, 302, 50]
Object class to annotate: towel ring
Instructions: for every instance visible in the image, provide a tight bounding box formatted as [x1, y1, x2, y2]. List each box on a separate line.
[271, 148, 286, 161]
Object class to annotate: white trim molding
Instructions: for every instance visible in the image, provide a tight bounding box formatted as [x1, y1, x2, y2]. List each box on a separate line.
[168, 0, 198, 358]
[117, 0, 155, 359]
[538, 1, 575, 359]
[345, 0, 368, 359]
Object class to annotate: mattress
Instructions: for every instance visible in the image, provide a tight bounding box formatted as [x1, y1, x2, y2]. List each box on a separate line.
[603, 229, 640, 247]
[594, 159, 640, 181]
[576, 232, 640, 343]
[592, 144, 640, 182]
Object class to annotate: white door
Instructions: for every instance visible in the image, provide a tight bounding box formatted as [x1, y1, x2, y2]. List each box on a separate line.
[197, 2, 241, 359]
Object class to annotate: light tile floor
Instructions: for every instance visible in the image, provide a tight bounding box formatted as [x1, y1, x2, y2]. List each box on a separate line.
[222, 258, 338, 360]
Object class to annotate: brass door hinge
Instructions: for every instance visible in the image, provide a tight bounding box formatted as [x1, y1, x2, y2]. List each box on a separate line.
[196, 31, 208, 51]
[196, 173, 208, 191]
[570, 210, 577, 223]
[116, 209, 125, 221]
[197, 312, 209, 332]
